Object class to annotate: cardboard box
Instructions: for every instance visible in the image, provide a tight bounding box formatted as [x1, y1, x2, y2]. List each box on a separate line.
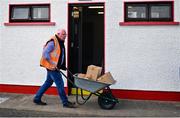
[85, 65, 102, 81]
[78, 73, 86, 78]
[97, 72, 116, 84]
[78, 73, 88, 79]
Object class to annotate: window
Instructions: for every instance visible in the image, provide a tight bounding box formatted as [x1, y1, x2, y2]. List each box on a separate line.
[126, 4, 148, 21]
[32, 6, 49, 20]
[10, 4, 50, 22]
[149, 4, 172, 21]
[125, 2, 173, 22]
[11, 7, 30, 20]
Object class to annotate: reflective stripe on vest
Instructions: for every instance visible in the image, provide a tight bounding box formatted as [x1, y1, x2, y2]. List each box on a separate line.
[40, 36, 61, 70]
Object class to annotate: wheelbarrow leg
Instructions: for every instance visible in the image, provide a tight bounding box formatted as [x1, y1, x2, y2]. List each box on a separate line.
[75, 87, 93, 105]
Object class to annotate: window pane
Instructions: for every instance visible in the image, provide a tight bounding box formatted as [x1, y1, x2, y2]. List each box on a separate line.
[150, 6, 171, 18]
[127, 6, 146, 18]
[32, 7, 49, 20]
[12, 7, 29, 19]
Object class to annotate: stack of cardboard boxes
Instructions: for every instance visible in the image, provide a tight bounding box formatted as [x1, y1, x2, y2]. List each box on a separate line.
[78, 65, 116, 84]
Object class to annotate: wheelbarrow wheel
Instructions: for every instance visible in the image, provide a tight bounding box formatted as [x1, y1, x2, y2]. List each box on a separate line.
[98, 92, 116, 110]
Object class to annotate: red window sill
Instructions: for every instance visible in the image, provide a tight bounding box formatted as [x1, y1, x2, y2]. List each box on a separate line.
[119, 22, 179, 26]
[4, 22, 56, 26]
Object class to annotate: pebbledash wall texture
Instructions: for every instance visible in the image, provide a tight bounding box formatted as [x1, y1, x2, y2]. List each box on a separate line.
[0, 0, 180, 101]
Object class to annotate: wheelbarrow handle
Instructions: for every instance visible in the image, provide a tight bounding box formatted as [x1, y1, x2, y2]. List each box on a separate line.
[57, 67, 77, 88]
[64, 67, 74, 77]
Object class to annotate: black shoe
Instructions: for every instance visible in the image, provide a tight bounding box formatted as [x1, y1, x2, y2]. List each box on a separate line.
[63, 102, 76, 108]
[33, 99, 47, 105]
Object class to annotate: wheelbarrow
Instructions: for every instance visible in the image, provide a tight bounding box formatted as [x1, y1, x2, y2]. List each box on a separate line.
[59, 69, 119, 110]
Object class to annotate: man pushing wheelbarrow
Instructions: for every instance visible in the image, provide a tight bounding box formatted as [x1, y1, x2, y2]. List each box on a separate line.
[33, 29, 118, 109]
[60, 65, 118, 110]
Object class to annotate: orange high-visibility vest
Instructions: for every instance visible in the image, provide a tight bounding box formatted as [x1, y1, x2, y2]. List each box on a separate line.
[40, 36, 61, 70]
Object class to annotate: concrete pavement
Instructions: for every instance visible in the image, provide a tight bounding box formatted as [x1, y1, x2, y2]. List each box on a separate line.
[0, 92, 180, 117]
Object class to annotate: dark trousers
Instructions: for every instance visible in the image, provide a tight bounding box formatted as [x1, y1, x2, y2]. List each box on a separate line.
[34, 70, 68, 105]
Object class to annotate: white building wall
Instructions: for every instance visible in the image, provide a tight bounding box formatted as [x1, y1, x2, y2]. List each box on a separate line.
[0, 0, 180, 92]
[106, 0, 180, 91]
[175, 0, 180, 21]
[0, 0, 68, 86]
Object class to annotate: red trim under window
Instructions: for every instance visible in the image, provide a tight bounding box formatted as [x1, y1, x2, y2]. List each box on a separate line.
[119, 21, 179, 26]
[4, 22, 56, 26]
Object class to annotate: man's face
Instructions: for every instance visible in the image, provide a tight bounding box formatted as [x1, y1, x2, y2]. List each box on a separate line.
[57, 30, 67, 41]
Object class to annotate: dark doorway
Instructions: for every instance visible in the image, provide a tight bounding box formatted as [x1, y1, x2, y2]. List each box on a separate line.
[68, 3, 104, 94]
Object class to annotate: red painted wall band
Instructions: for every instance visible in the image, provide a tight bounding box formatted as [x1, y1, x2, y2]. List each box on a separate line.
[0, 84, 68, 95]
[0, 84, 179, 101]
[112, 89, 180, 101]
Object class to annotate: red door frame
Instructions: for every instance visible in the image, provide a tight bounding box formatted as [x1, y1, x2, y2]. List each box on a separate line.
[67, 2, 106, 94]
